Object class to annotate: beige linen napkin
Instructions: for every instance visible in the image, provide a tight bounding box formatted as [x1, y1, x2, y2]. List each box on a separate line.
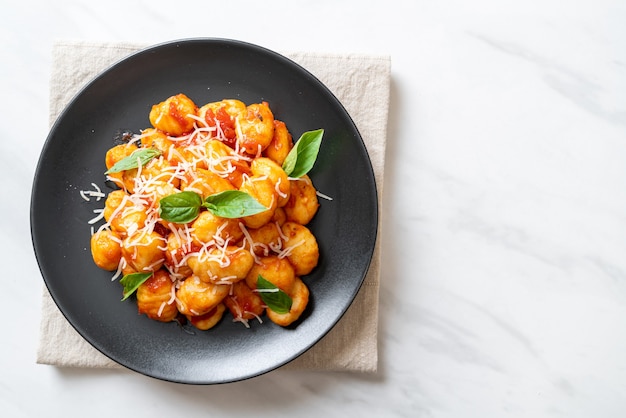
[37, 41, 390, 373]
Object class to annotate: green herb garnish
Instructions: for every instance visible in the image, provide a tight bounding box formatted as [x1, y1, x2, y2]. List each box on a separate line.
[105, 148, 161, 174]
[158, 190, 204, 224]
[119, 272, 153, 301]
[282, 129, 323, 178]
[256, 275, 293, 314]
[158, 190, 267, 224]
[203, 190, 268, 218]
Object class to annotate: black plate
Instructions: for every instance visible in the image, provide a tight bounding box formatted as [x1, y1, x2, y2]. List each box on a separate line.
[31, 38, 377, 384]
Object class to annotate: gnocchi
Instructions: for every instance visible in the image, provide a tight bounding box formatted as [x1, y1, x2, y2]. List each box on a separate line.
[88, 94, 324, 331]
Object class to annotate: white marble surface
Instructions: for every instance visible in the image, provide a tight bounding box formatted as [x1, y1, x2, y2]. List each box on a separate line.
[2, 0, 625, 416]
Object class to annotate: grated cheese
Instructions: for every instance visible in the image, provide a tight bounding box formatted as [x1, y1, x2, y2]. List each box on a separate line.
[247, 311, 263, 324]
[277, 239, 306, 259]
[81, 183, 105, 201]
[275, 177, 288, 198]
[88, 209, 105, 225]
[276, 222, 289, 241]
[111, 257, 127, 282]
[238, 222, 263, 264]
[316, 190, 333, 201]
[254, 288, 280, 293]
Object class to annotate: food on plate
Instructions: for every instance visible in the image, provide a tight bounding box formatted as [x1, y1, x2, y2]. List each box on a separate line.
[87, 94, 324, 330]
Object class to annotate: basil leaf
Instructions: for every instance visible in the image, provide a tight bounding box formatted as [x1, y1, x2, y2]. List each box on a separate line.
[105, 148, 161, 174]
[282, 129, 323, 178]
[256, 275, 292, 314]
[203, 190, 267, 218]
[119, 272, 153, 301]
[159, 191, 204, 223]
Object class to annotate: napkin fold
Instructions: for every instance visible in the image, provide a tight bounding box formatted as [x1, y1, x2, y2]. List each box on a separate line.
[37, 41, 390, 373]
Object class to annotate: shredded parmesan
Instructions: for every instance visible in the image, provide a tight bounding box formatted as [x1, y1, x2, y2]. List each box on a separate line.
[277, 239, 306, 259]
[276, 222, 289, 241]
[254, 288, 280, 293]
[233, 316, 251, 328]
[107, 234, 123, 245]
[269, 241, 282, 253]
[247, 311, 263, 324]
[215, 276, 238, 285]
[316, 190, 333, 201]
[88, 209, 105, 225]
[230, 297, 251, 328]
[167, 284, 176, 304]
[79, 183, 106, 202]
[238, 222, 263, 264]
[157, 302, 166, 318]
[142, 258, 165, 271]
[275, 177, 288, 198]
[111, 257, 127, 282]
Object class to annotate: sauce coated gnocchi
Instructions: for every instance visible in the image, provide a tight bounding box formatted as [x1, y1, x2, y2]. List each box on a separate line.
[88, 94, 323, 330]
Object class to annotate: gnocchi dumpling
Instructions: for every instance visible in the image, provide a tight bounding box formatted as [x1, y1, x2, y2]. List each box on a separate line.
[245, 255, 296, 294]
[224, 281, 265, 324]
[281, 222, 319, 276]
[251, 157, 290, 207]
[187, 246, 254, 284]
[136, 270, 178, 322]
[149, 93, 198, 136]
[175, 275, 230, 317]
[266, 277, 309, 327]
[236, 102, 274, 155]
[239, 176, 278, 229]
[263, 120, 293, 165]
[187, 303, 226, 331]
[90, 229, 122, 271]
[121, 231, 166, 273]
[284, 175, 319, 225]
